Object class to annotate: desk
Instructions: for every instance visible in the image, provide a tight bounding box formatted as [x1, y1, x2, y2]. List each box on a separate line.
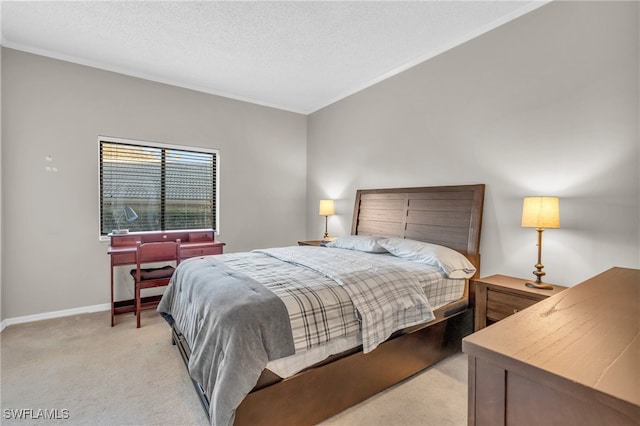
[108, 229, 224, 326]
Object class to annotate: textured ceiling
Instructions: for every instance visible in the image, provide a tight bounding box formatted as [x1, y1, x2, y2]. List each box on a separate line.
[1, 1, 547, 114]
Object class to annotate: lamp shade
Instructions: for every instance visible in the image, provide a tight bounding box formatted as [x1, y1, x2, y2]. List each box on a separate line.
[521, 196, 560, 229]
[319, 199, 335, 216]
[123, 205, 139, 223]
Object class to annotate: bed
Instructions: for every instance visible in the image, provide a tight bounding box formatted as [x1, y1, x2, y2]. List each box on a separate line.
[158, 184, 485, 426]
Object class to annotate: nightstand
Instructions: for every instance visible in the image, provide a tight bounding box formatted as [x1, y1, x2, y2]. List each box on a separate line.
[297, 240, 325, 246]
[473, 274, 566, 331]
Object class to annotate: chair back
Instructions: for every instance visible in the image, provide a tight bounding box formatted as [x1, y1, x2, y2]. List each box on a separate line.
[130, 239, 181, 328]
[135, 240, 181, 267]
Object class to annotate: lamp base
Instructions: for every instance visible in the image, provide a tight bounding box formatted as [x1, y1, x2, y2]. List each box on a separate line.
[111, 229, 129, 235]
[525, 281, 554, 290]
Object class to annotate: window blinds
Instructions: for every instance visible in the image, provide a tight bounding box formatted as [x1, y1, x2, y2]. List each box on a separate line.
[99, 140, 217, 236]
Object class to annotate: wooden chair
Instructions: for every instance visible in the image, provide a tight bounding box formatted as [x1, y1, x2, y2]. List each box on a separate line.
[129, 239, 181, 328]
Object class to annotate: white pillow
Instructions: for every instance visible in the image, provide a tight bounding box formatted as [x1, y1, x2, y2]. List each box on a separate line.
[325, 235, 388, 253]
[377, 238, 476, 279]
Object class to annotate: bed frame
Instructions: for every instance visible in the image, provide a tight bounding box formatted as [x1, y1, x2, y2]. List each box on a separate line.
[172, 184, 485, 425]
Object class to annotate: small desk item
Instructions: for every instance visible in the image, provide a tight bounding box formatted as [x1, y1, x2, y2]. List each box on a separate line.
[473, 274, 565, 331]
[108, 229, 224, 326]
[463, 267, 640, 426]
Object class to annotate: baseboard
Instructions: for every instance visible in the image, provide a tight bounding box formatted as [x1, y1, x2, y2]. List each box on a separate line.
[0, 303, 111, 332]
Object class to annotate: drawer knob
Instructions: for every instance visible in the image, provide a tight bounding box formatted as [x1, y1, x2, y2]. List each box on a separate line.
[513, 309, 519, 314]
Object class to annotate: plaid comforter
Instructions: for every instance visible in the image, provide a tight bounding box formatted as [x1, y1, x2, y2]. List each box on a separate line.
[255, 246, 435, 353]
[213, 250, 357, 352]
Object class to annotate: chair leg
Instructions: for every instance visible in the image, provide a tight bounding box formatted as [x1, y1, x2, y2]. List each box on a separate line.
[136, 283, 141, 328]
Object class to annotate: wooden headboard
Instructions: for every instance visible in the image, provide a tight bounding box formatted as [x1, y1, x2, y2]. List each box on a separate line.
[351, 184, 485, 273]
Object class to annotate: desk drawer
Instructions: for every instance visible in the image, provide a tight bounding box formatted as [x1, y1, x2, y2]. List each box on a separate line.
[486, 290, 538, 322]
[111, 252, 136, 266]
[181, 246, 223, 259]
[189, 231, 214, 242]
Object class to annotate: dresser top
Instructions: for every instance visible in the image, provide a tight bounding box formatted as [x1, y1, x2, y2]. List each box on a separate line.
[464, 267, 640, 407]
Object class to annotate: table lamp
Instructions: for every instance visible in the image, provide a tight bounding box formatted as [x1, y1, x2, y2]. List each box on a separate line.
[319, 199, 335, 240]
[113, 205, 139, 234]
[521, 196, 560, 289]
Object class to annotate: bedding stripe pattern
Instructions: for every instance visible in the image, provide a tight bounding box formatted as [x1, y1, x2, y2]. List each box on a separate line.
[218, 247, 464, 356]
[255, 246, 435, 353]
[216, 251, 359, 351]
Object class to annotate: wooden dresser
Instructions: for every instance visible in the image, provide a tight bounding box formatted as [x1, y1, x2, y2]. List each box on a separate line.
[463, 267, 640, 426]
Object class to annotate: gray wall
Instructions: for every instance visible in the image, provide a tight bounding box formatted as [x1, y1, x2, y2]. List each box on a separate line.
[2, 1, 639, 321]
[1, 48, 307, 319]
[307, 1, 640, 287]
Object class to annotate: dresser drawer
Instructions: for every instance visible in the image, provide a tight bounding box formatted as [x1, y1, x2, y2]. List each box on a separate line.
[181, 246, 223, 259]
[486, 290, 538, 322]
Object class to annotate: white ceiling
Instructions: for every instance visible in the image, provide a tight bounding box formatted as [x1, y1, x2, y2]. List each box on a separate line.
[1, 1, 547, 114]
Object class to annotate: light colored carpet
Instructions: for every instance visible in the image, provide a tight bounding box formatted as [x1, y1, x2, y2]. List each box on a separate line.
[1, 310, 468, 425]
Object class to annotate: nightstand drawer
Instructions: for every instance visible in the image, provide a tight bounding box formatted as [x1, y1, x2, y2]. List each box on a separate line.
[473, 275, 565, 331]
[486, 290, 538, 321]
[181, 246, 223, 259]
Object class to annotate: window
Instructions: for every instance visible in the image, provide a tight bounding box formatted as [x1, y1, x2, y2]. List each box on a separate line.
[99, 137, 218, 236]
